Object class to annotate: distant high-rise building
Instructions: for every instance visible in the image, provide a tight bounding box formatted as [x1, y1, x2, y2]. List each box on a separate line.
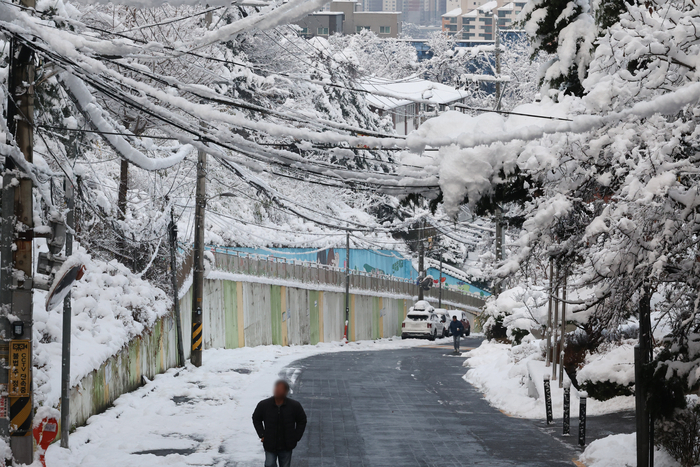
[441, 0, 524, 40]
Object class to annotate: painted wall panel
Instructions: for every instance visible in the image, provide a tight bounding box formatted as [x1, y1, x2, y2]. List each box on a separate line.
[309, 290, 320, 345]
[223, 280, 239, 349]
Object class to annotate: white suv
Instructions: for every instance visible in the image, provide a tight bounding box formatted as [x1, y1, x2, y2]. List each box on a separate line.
[401, 301, 445, 340]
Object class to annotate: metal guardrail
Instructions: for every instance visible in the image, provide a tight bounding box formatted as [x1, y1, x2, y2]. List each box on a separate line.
[206, 246, 486, 310]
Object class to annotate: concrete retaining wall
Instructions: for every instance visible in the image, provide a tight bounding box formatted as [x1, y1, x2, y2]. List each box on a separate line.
[66, 276, 470, 428]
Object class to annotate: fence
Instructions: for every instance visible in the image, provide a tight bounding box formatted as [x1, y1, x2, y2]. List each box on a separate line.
[208, 246, 486, 310]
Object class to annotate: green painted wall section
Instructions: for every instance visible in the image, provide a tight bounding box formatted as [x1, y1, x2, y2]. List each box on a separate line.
[270, 285, 283, 345]
[223, 280, 239, 349]
[372, 297, 381, 340]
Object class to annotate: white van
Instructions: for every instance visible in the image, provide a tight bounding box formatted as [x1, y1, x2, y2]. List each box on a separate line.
[401, 301, 445, 340]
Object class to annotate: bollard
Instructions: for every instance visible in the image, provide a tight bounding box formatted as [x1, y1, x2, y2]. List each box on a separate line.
[579, 391, 587, 446]
[563, 381, 570, 436]
[544, 374, 553, 425]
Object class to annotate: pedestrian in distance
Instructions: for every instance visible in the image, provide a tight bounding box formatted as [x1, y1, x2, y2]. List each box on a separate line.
[449, 315, 464, 354]
[252, 379, 307, 467]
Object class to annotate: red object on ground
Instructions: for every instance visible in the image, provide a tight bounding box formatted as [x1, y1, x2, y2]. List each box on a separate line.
[33, 417, 58, 466]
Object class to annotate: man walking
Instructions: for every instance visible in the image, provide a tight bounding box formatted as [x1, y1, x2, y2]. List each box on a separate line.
[252, 380, 307, 467]
[449, 315, 464, 354]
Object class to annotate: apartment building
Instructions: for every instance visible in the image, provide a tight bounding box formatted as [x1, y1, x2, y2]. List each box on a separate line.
[441, 0, 525, 40]
[296, 0, 401, 38]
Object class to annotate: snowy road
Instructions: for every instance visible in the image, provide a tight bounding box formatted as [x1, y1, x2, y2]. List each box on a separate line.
[45, 336, 581, 466]
[291, 337, 578, 466]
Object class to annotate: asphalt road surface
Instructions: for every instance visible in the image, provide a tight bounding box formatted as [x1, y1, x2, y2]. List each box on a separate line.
[287, 337, 614, 467]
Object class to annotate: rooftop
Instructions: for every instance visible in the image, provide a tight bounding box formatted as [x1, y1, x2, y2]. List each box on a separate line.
[360, 78, 468, 110]
[443, 7, 462, 16]
[478, 0, 498, 12]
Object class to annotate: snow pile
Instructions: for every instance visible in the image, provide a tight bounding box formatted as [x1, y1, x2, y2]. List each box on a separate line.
[463, 340, 635, 418]
[577, 342, 635, 387]
[580, 433, 679, 467]
[46, 338, 446, 467]
[33, 249, 170, 408]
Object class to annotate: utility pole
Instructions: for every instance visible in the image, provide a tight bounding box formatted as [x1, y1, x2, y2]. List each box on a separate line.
[636, 283, 654, 467]
[551, 263, 559, 382]
[559, 270, 567, 388]
[438, 251, 443, 308]
[545, 259, 553, 367]
[6, 11, 35, 462]
[191, 146, 206, 367]
[494, 209, 503, 295]
[418, 220, 425, 301]
[191, 10, 212, 367]
[344, 232, 350, 342]
[169, 208, 185, 367]
[60, 179, 74, 448]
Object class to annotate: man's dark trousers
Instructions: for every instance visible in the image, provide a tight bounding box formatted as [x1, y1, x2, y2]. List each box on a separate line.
[265, 450, 292, 467]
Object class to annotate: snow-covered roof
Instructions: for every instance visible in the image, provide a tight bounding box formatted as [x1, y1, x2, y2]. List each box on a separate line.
[311, 11, 345, 15]
[478, 0, 498, 12]
[499, 2, 515, 10]
[355, 11, 400, 14]
[361, 79, 468, 110]
[462, 9, 478, 17]
[443, 7, 462, 17]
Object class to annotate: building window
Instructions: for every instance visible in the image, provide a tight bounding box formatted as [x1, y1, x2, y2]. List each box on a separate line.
[380, 26, 391, 33]
[450, 17, 457, 23]
[515, 2, 525, 7]
[356, 25, 370, 32]
[498, 10, 508, 16]
[317, 27, 329, 35]
[300, 27, 309, 34]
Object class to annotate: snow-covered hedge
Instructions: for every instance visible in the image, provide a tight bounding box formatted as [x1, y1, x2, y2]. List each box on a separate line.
[576, 342, 635, 401]
[33, 250, 171, 408]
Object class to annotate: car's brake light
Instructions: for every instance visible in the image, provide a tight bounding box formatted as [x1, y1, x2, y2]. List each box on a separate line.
[427, 323, 432, 328]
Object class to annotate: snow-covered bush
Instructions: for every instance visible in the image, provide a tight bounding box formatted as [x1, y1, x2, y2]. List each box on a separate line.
[482, 286, 546, 344]
[576, 342, 635, 401]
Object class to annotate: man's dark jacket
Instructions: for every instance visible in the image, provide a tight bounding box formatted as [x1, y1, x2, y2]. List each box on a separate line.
[449, 319, 464, 337]
[252, 397, 307, 453]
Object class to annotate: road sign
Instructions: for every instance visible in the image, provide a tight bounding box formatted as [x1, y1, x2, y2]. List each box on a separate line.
[9, 340, 30, 397]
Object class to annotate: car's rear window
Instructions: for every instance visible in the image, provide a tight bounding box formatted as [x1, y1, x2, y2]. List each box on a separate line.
[407, 314, 429, 321]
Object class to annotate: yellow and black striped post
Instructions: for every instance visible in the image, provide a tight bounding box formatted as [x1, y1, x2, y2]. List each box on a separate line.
[9, 397, 31, 436]
[192, 323, 203, 353]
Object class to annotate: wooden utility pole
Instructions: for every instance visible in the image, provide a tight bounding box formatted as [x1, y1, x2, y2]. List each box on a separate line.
[191, 10, 213, 368]
[169, 208, 185, 367]
[6, 12, 36, 462]
[191, 146, 206, 367]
